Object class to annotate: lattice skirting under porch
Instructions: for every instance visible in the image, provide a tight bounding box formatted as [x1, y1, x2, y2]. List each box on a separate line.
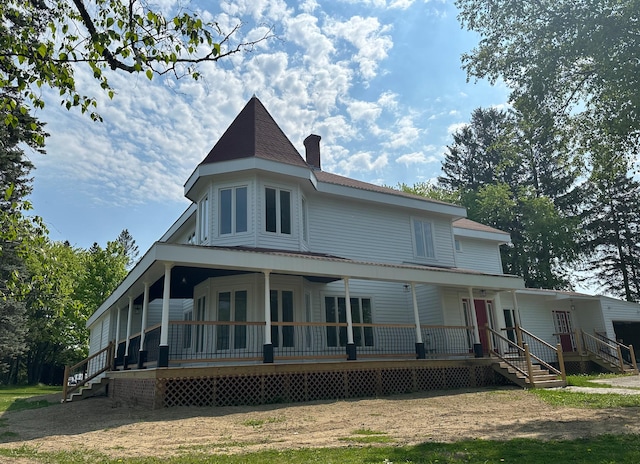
[109, 362, 501, 409]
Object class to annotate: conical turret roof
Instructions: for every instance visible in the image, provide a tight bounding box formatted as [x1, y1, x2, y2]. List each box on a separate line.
[200, 97, 308, 168]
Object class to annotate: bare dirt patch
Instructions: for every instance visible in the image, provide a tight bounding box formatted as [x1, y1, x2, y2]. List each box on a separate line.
[1, 386, 640, 460]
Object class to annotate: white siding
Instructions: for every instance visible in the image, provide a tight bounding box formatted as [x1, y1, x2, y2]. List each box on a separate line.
[307, 194, 456, 266]
[599, 297, 640, 340]
[455, 238, 503, 273]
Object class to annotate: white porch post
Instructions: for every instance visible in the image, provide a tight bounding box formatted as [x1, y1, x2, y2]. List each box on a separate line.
[411, 283, 426, 359]
[263, 270, 273, 363]
[114, 306, 122, 369]
[124, 296, 133, 368]
[159, 262, 173, 367]
[344, 277, 356, 360]
[138, 281, 150, 369]
[468, 287, 482, 357]
[493, 292, 507, 333]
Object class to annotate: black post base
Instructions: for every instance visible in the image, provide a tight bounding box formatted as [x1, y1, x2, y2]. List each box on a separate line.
[346, 343, 357, 360]
[263, 343, 274, 363]
[123, 355, 131, 370]
[137, 350, 148, 369]
[158, 345, 169, 367]
[415, 342, 426, 359]
[473, 343, 484, 358]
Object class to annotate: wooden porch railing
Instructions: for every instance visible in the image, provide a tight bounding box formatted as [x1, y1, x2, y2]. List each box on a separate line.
[62, 342, 114, 403]
[581, 330, 638, 374]
[487, 325, 566, 386]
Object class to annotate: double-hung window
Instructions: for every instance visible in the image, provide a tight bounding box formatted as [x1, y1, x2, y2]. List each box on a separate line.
[265, 187, 291, 234]
[219, 186, 248, 235]
[270, 290, 294, 348]
[198, 195, 210, 243]
[216, 290, 247, 350]
[325, 296, 373, 347]
[412, 218, 435, 259]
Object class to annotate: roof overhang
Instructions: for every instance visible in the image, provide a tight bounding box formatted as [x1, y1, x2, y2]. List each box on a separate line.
[453, 226, 511, 244]
[87, 243, 525, 327]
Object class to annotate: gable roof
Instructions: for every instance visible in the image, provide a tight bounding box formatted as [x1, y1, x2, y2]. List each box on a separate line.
[453, 218, 509, 236]
[199, 96, 308, 168]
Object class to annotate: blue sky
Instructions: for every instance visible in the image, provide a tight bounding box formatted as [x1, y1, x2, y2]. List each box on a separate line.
[29, 0, 510, 254]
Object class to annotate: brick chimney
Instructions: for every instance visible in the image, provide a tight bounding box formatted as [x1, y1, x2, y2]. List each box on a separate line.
[304, 134, 321, 170]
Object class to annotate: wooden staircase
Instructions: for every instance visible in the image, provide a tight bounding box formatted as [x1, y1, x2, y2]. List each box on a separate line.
[487, 326, 567, 389]
[492, 355, 565, 388]
[63, 342, 114, 403]
[65, 377, 110, 403]
[580, 330, 639, 375]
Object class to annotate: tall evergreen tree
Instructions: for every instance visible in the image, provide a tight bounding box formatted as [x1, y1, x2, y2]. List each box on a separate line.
[580, 154, 640, 301]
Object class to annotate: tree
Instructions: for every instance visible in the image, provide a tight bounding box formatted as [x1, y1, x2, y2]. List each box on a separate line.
[116, 229, 139, 269]
[1, 0, 273, 129]
[580, 153, 640, 301]
[456, 0, 640, 153]
[438, 107, 579, 289]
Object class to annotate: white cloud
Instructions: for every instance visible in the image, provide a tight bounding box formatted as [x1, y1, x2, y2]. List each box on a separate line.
[396, 150, 439, 166]
[336, 151, 388, 175]
[324, 16, 393, 81]
[447, 122, 468, 135]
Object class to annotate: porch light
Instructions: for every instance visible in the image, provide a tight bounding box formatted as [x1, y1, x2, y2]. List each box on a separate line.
[403, 284, 410, 293]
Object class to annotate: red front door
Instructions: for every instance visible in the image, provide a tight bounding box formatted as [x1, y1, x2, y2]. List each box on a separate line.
[474, 299, 490, 353]
[553, 310, 575, 352]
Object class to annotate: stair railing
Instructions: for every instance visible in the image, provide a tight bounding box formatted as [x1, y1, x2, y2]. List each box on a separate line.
[486, 326, 535, 385]
[517, 326, 566, 381]
[62, 342, 115, 403]
[582, 330, 638, 374]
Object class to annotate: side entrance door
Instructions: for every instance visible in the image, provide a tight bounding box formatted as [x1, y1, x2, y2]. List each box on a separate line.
[553, 310, 575, 352]
[474, 299, 490, 354]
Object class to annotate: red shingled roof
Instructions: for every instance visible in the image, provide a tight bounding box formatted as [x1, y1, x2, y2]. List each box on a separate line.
[200, 97, 308, 167]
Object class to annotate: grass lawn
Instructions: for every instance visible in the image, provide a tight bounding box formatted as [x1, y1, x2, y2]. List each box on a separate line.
[0, 384, 61, 413]
[1, 377, 640, 463]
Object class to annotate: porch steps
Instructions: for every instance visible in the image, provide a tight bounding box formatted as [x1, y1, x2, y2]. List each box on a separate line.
[492, 358, 566, 389]
[587, 354, 637, 375]
[65, 377, 110, 403]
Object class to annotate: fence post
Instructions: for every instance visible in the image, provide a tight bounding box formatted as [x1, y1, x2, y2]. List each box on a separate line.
[516, 325, 523, 349]
[574, 329, 584, 354]
[556, 343, 567, 382]
[629, 345, 638, 373]
[616, 345, 625, 373]
[524, 343, 535, 388]
[62, 365, 70, 403]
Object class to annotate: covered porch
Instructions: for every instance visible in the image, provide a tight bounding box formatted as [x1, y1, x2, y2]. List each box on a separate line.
[91, 242, 525, 370]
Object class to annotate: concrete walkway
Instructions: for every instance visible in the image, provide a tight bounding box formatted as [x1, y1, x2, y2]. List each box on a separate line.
[562, 374, 640, 395]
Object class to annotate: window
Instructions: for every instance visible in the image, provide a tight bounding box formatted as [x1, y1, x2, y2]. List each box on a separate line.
[503, 308, 518, 343]
[195, 296, 206, 352]
[186, 231, 196, 244]
[182, 309, 193, 349]
[412, 219, 435, 258]
[325, 296, 373, 347]
[454, 238, 462, 252]
[199, 195, 209, 243]
[302, 197, 308, 242]
[216, 290, 247, 350]
[220, 186, 248, 235]
[265, 187, 291, 234]
[270, 290, 294, 347]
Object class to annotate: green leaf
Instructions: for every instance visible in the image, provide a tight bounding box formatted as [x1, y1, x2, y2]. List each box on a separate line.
[145, 69, 153, 80]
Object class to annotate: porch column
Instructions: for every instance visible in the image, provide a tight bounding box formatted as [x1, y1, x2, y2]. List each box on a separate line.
[493, 292, 507, 334]
[159, 262, 173, 368]
[411, 283, 426, 359]
[467, 287, 482, 357]
[138, 281, 150, 369]
[114, 306, 122, 369]
[124, 296, 134, 369]
[263, 270, 273, 363]
[344, 277, 356, 360]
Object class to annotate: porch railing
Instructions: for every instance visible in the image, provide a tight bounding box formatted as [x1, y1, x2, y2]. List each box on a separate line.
[581, 330, 638, 373]
[487, 326, 565, 386]
[62, 342, 114, 402]
[160, 321, 476, 363]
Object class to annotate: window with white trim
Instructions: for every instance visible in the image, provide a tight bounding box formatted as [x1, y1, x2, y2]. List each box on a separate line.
[265, 187, 291, 234]
[270, 290, 294, 347]
[412, 218, 435, 259]
[219, 186, 248, 235]
[216, 290, 247, 350]
[301, 196, 308, 242]
[324, 296, 373, 347]
[198, 195, 210, 243]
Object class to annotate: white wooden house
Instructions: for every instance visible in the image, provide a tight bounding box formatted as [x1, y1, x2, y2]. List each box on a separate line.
[71, 97, 638, 408]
